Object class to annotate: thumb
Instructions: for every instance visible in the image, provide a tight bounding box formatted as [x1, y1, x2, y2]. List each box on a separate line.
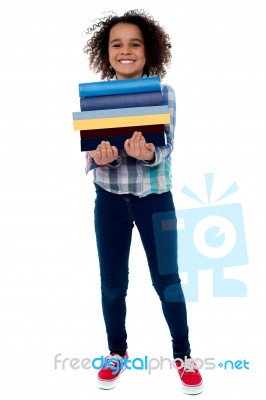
[124, 139, 129, 151]
[145, 143, 155, 151]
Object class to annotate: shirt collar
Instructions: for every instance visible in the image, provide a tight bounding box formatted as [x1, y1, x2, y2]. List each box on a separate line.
[112, 74, 147, 80]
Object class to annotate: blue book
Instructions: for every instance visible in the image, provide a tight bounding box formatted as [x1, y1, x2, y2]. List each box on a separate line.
[79, 77, 161, 98]
[80, 91, 163, 111]
[73, 105, 169, 120]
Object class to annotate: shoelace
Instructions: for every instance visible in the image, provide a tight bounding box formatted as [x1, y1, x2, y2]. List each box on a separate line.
[180, 359, 199, 376]
[105, 354, 125, 369]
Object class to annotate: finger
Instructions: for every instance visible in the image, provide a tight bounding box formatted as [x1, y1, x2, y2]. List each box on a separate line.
[131, 131, 139, 139]
[124, 139, 130, 152]
[100, 141, 108, 161]
[105, 141, 114, 161]
[130, 131, 141, 142]
[100, 141, 107, 152]
[133, 137, 143, 156]
[130, 136, 139, 154]
[95, 144, 102, 159]
[139, 134, 146, 143]
[127, 136, 135, 153]
[135, 133, 142, 143]
[132, 132, 142, 143]
[139, 139, 148, 156]
[112, 146, 118, 158]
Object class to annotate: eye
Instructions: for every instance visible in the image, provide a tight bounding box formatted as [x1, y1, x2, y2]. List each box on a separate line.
[132, 43, 140, 47]
[112, 44, 120, 48]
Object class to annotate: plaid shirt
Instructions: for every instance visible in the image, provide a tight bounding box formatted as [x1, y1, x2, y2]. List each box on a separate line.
[85, 82, 176, 198]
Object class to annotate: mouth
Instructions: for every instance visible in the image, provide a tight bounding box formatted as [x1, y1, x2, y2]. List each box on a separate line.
[118, 60, 135, 64]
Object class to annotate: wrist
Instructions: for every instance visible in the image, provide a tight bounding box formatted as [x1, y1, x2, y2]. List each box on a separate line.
[144, 152, 155, 162]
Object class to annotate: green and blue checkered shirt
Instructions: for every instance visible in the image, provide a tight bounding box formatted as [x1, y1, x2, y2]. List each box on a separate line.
[85, 82, 176, 198]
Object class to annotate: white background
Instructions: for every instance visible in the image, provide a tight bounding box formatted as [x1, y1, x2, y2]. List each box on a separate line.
[0, 0, 265, 399]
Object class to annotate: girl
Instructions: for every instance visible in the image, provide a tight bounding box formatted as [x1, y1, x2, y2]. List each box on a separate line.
[83, 9, 203, 395]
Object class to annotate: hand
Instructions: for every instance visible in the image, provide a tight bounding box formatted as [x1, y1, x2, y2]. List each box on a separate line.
[91, 141, 118, 165]
[124, 131, 155, 161]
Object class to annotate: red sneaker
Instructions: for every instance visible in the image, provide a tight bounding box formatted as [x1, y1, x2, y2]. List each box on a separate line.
[97, 352, 128, 390]
[176, 358, 203, 395]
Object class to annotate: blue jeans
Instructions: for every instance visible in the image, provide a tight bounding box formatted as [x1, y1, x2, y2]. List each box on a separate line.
[94, 184, 191, 359]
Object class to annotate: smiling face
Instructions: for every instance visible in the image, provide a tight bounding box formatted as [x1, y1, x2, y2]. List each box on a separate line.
[108, 23, 146, 80]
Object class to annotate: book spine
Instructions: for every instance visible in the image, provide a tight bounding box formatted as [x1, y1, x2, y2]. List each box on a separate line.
[80, 91, 163, 111]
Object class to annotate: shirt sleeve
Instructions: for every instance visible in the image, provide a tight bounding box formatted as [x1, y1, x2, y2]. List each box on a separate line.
[142, 83, 176, 167]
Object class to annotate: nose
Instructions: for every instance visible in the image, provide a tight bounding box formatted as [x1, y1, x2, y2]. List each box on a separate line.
[121, 46, 132, 55]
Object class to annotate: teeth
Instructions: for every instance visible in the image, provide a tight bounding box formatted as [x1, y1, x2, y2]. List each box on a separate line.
[119, 60, 134, 64]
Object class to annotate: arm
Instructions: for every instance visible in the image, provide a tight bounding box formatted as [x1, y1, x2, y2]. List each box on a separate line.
[123, 84, 176, 165]
[142, 83, 176, 166]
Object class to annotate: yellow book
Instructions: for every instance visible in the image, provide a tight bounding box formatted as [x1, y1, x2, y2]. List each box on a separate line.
[73, 113, 170, 131]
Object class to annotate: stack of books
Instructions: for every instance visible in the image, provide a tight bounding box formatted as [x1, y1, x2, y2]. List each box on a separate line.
[72, 77, 170, 151]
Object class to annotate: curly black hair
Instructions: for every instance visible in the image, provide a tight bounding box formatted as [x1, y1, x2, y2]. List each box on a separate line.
[83, 9, 172, 79]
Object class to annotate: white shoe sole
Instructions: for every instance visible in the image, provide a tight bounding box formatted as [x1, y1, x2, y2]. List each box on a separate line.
[182, 382, 204, 395]
[97, 369, 125, 390]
